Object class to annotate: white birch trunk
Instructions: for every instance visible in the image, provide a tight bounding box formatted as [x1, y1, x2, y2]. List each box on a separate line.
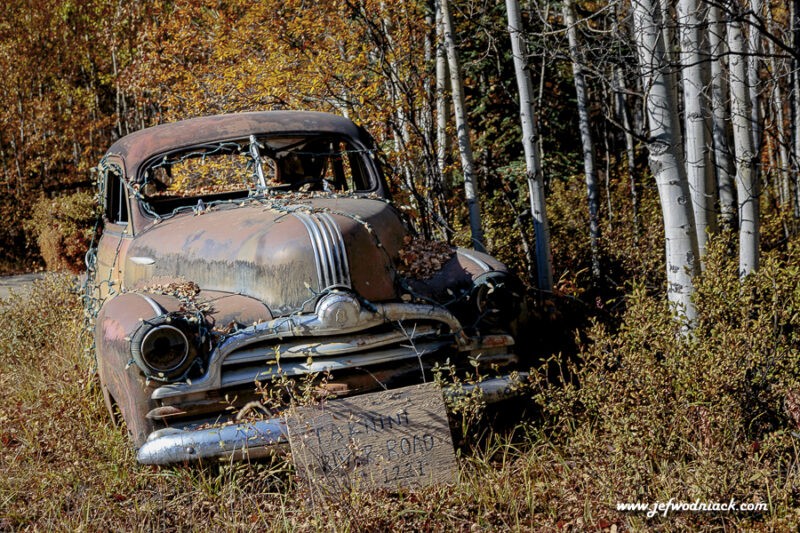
[505, 0, 553, 291]
[440, 0, 485, 252]
[708, 3, 736, 228]
[728, 11, 759, 276]
[435, 2, 449, 180]
[615, 66, 640, 240]
[434, 3, 453, 240]
[678, 0, 714, 259]
[793, 0, 800, 218]
[632, 0, 700, 321]
[748, 0, 763, 160]
[423, 9, 434, 146]
[563, 0, 600, 281]
[612, 3, 640, 240]
[658, 0, 685, 165]
[767, 9, 791, 207]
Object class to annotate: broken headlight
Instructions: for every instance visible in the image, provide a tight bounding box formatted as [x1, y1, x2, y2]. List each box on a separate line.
[130, 316, 201, 381]
[471, 271, 523, 327]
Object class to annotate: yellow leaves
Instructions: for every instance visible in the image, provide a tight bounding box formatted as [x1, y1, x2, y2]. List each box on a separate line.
[1, 0, 441, 267]
[123, 0, 432, 138]
[397, 236, 457, 280]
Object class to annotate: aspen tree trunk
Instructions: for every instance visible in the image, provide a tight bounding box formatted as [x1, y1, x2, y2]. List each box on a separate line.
[766, 10, 791, 208]
[439, 0, 485, 252]
[435, 3, 449, 179]
[793, 0, 800, 218]
[505, 0, 553, 291]
[632, 0, 700, 321]
[563, 0, 600, 281]
[612, 3, 640, 239]
[678, 0, 715, 258]
[535, 2, 551, 178]
[423, 8, 434, 146]
[708, 3, 736, 228]
[658, 0, 685, 164]
[748, 0, 763, 161]
[601, 109, 614, 228]
[728, 8, 759, 276]
[615, 67, 640, 240]
[379, 5, 433, 239]
[434, 2, 453, 241]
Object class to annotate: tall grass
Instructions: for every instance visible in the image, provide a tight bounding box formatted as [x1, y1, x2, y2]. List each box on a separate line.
[1, 247, 799, 530]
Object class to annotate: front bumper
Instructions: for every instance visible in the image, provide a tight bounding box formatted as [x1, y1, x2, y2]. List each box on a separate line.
[136, 374, 528, 465]
[137, 417, 288, 464]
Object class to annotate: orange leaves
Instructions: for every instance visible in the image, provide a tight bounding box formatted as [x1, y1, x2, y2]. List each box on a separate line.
[142, 280, 201, 302]
[397, 236, 456, 280]
[122, 0, 431, 138]
[0, 0, 440, 267]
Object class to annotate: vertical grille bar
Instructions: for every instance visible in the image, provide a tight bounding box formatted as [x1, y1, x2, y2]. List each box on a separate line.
[292, 210, 352, 290]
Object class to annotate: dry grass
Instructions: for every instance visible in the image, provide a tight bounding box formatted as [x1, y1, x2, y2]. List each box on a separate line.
[1, 259, 799, 531]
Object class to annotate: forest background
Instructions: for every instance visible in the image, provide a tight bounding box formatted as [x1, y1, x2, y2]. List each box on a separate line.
[2, 0, 800, 530]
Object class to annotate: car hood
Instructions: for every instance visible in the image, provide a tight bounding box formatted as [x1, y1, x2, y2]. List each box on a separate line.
[124, 197, 407, 315]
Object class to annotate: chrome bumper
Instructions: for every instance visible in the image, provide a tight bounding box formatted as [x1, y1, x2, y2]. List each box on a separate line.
[136, 374, 528, 465]
[136, 417, 288, 465]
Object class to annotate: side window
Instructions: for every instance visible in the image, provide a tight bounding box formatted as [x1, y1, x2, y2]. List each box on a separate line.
[344, 142, 371, 191]
[308, 139, 372, 192]
[104, 164, 129, 225]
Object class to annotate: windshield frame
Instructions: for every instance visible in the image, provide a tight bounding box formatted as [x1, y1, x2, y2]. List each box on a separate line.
[133, 132, 383, 220]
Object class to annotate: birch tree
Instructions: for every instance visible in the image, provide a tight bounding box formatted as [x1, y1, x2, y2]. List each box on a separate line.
[708, 3, 736, 228]
[434, 2, 453, 241]
[631, 0, 700, 320]
[438, 0, 486, 252]
[614, 67, 640, 240]
[748, 0, 763, 163]
[612, 3, 640, 239]
[563, 0, 601, 281]
[435, 3, 449, 180]
[792, 0, 800, 218]
[766, 9, 791, 209]
[728, 6, 759, 276]
[677, 0, 715, 258]
[505, 0, 553, 291]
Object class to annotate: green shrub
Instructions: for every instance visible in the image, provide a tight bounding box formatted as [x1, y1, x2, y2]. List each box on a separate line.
[532, 233, 800, 528]
[24, 191, 99, 273]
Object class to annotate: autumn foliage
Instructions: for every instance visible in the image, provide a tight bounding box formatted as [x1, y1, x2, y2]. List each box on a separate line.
[0, 0, 545, 279]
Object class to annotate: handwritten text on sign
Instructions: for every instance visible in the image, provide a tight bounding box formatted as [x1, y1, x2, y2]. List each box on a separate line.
[286, 382, 457, 496]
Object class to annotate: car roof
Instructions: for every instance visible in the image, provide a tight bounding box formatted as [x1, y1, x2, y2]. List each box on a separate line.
[105, 111, 366, 180]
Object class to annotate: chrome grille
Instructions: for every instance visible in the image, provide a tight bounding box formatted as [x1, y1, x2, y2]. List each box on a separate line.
[218, 324, 447, 388]
[293, 211, 351, 289]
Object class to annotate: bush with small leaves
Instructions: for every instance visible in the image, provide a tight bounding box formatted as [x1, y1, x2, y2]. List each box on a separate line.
[24, 192, 99, 273]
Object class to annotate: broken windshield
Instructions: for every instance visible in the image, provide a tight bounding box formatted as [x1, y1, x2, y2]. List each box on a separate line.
[139, 135, 375, 215]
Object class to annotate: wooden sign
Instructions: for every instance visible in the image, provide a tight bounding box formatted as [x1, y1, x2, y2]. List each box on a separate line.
[285, 382, 457, 498]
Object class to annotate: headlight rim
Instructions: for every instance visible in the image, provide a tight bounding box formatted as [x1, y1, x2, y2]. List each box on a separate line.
[139, 323, 190, 374]
[130, 315, 199, 381]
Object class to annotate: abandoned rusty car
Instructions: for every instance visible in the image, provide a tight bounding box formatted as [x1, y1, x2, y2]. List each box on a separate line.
[88, 111, 526, 464]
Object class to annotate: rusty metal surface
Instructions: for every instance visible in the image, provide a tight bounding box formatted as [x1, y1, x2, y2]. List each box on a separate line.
[95, 292, 164, 445]
[107, 111, 365, 180]
[123, 198, 406, 315]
